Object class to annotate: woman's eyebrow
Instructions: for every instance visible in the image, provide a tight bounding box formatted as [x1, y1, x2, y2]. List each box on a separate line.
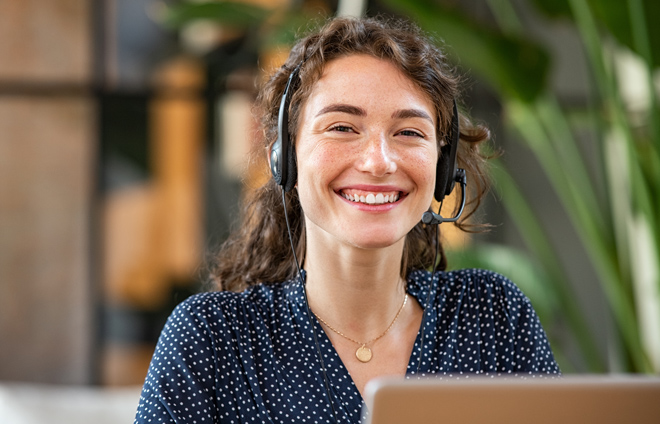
[315, 103, 366, 117]
[391, 108, 434, 123]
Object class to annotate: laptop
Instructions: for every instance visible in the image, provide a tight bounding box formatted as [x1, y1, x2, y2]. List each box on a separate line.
[363, 375, 660, 424]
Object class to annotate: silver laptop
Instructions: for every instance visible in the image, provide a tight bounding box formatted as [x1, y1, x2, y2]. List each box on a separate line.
[363, 375, 660, 424]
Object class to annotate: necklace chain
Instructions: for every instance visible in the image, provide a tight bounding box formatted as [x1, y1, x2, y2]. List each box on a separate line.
[313, 293, 408, 362]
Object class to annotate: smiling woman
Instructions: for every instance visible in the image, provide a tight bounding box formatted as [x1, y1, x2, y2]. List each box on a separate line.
[135, 15, 560, 424]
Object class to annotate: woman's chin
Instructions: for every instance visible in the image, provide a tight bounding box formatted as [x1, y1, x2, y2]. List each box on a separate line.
[341, 231, 406, 251]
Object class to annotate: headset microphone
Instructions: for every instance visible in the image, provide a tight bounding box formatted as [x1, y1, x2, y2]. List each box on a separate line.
[421, 169, 467, 225]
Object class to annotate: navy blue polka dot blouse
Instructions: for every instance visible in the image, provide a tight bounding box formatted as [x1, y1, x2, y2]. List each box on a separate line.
[135, 268, 559, 423]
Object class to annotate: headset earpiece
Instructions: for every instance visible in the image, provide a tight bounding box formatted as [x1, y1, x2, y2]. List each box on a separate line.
[271, 64, 302, 192]
[434, 100, 460, 202]
[422, 100, 466, 225]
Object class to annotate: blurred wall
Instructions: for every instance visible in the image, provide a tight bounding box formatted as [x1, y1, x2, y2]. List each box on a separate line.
[0, 0, 206, 386]
[0, 0, 95, 384]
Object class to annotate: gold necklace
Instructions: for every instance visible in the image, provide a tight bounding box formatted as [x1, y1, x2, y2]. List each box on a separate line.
[313, 293, 408, 363]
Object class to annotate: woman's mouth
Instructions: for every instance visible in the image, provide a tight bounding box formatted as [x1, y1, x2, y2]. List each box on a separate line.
[339, 189, 402, 205]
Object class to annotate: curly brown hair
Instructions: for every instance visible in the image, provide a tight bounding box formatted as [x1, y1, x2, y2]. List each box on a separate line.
[208, 16, 491, 292]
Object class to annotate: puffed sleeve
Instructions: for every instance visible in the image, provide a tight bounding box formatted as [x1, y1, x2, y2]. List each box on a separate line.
[134, 294, 220, 423]
[490, 271, 560, 374]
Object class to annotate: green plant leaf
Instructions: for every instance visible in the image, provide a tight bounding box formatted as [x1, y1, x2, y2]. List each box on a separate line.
[489, 161, 606, 371]
[161, 1, 271, 29]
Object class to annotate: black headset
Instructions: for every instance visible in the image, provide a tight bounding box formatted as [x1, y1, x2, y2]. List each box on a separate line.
[270, 63, 466, 222]
[270, 63, 303, 194]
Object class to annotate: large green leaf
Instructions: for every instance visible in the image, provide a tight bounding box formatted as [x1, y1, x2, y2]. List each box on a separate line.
[381, 0, 550, 102]
[530, 0, 660, 68]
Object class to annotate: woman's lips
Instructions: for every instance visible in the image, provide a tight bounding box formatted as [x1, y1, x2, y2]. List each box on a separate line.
[339, 189, 400, 205]
[336, 187, 407, 206]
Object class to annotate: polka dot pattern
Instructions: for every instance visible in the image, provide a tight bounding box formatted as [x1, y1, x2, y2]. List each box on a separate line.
[135, 269, 559, 423]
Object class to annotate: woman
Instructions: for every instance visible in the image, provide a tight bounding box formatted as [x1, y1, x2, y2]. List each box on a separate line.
[135, 16, 559, 424]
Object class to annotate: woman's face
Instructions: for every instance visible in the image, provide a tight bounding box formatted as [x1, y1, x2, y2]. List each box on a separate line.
[295, 54, 438, 251]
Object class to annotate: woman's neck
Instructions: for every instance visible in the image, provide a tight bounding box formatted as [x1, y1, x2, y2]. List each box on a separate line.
[303, 233, 408, 342]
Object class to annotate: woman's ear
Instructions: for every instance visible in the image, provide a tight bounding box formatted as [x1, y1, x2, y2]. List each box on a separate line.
[266, 145, 273, 169]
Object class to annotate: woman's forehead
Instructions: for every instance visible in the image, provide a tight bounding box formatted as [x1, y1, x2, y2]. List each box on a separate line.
[303, 54, 437, 119]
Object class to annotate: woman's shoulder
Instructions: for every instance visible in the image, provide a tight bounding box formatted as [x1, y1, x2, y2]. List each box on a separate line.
[409, 268, 559, 373]
[169, 281, 295, 324]
[408, 268, 529, 305]
[409, 267, 517, 287]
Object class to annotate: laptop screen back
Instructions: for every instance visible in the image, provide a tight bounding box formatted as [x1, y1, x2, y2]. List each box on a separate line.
[363, 375, 660, 424]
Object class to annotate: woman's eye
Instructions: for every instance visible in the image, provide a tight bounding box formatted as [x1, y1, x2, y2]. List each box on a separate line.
[329, 125, 353, 133]
[398, 129, 423, 137]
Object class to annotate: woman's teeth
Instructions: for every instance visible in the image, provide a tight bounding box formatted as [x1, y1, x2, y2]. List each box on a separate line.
[341, 191, 400, 205]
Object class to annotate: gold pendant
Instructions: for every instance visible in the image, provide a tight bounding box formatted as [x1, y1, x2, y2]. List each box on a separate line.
[356, 345, 372, 362]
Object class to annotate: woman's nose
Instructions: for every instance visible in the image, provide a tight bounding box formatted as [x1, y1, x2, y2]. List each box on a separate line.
[356, 134, 397, 176]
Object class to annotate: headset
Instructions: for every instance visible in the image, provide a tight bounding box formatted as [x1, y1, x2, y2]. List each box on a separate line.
[270, 63, 303, 194]
[270, 63, 467, 222]
[269, 62, 467, 422]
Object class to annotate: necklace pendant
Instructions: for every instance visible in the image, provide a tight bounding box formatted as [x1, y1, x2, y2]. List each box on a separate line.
[356, 345, 372, 363]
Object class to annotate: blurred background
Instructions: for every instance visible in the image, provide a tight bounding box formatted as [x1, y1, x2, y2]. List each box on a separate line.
[0, 0, 658, 420]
